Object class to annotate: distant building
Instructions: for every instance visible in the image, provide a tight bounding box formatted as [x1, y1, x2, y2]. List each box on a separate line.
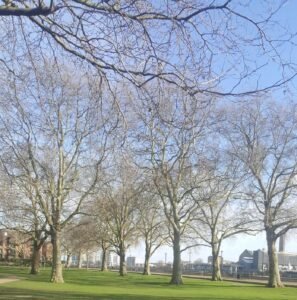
[182, 261, 237, 275]
[41, 242, 53, 263]
[71, 254, 79, 266]
[238, 249, 297, 273]
[112, 255, 118, 267]
[105, 251, 112, 267]
[279, 234, 286, 252]
[0, 230, 10, 260]
[0, 229, 31, 260]
[0, 229, 54, 263]
[127, 256, 136, 268]
[238, 249, 254, 272]
[207, 256, 223, 265]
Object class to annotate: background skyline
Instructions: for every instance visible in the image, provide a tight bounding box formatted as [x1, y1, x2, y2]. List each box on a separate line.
[128, 232, 297, 265]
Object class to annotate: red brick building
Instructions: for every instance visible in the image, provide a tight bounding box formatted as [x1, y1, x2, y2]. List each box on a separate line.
[0, 229, 31, 260]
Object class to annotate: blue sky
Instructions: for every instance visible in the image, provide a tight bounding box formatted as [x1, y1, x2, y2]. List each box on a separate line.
[127, 1, 297, 265]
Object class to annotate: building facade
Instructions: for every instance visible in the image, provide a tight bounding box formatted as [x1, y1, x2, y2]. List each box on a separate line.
[0, 229, 31, 260]
[238, 249, 297, 274]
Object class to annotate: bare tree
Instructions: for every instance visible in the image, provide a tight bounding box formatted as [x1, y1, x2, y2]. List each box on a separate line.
[0, 60, 118, 283]
[96, 161, 142, 276]
[0, 1, 295, 95]
[224, 98, 297, 287]
[61, 219, 97, 269]
[132, 84, 212, 284]
[192, 147, 253, 281]
[92, 218, 112, 272]
[85, 211, 113, 272]
[99, 240, 111, 272]
[0, 162, 49, 274]
[137, 190, 168, 275]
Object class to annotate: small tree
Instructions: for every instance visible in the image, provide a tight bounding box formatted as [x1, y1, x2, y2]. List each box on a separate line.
[62, 217, 100, 269]
[0, 172, 48, 274]
[137, 191, 168, 275]
[89, 213, 112, 272]
[96, 162, 142, 276]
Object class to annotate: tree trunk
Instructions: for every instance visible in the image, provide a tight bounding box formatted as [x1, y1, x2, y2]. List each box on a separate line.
[266, 229, 283, 288]
[211, 244, 222, 281]
[30, 241, 41, 275]
[65, 253, 71, 268]
[101, 248, 108, 271]
[170, 230, 183, 285]
[119, 248, 127, 276]
[50, 229, 64, 283]
[86, 252, 89, 270]
[78, 250, 82, 269]
[143, 244, 151, 275]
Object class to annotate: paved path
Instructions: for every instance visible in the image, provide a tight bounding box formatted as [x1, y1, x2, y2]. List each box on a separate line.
[184, 274, 297, 287]
[0, 277, 20, 284]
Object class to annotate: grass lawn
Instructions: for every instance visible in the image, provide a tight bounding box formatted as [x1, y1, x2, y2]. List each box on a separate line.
[0, 267, 296, 300]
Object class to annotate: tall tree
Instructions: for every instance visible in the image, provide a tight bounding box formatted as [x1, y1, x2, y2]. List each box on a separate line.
[192, 148, 253, 281]
[133, 85, 211, 284]
[0, 60, 118, 283]
[224, 99, 297, 287]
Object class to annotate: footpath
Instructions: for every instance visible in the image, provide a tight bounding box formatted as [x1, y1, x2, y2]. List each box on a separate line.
[0, 277, 19, 284]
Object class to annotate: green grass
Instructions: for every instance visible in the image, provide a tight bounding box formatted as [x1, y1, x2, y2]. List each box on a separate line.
[0, 267, 296, 300]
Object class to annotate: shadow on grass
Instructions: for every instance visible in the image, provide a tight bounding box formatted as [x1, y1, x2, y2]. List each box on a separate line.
[0, 268, 290, 300]
[0, 287, 232, 300]
[61, 271, 244, 289]
[8, 271, 265, 291]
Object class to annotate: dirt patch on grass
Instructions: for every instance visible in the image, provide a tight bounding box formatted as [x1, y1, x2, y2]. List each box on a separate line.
[0, 277, 20, 284]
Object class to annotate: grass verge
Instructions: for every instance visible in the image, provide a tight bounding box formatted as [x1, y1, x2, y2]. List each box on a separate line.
[0, 266, 296, 300]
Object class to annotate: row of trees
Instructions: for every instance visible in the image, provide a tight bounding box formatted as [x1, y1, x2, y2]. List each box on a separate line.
[0, 1, 296, 290]
[0, 58, 297, 288]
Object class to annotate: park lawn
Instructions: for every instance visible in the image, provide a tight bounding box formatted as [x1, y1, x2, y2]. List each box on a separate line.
[0, 267, 296, 300]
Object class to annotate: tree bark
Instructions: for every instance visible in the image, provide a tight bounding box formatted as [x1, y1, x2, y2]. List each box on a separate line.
[30, 241, 41, 275]
[119, 248, 127, 276]
[101, 248, 108, 271]
[86, 252, 89, 269]
[78, 250, 82, 269]
[170, 230, 183, 285]
[65, 253, 71, 268]
[50, 229, 64, 283]
[211, 243, 222, 281]
[143, 244, 151, 275]
[266, 229, 283, 288]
